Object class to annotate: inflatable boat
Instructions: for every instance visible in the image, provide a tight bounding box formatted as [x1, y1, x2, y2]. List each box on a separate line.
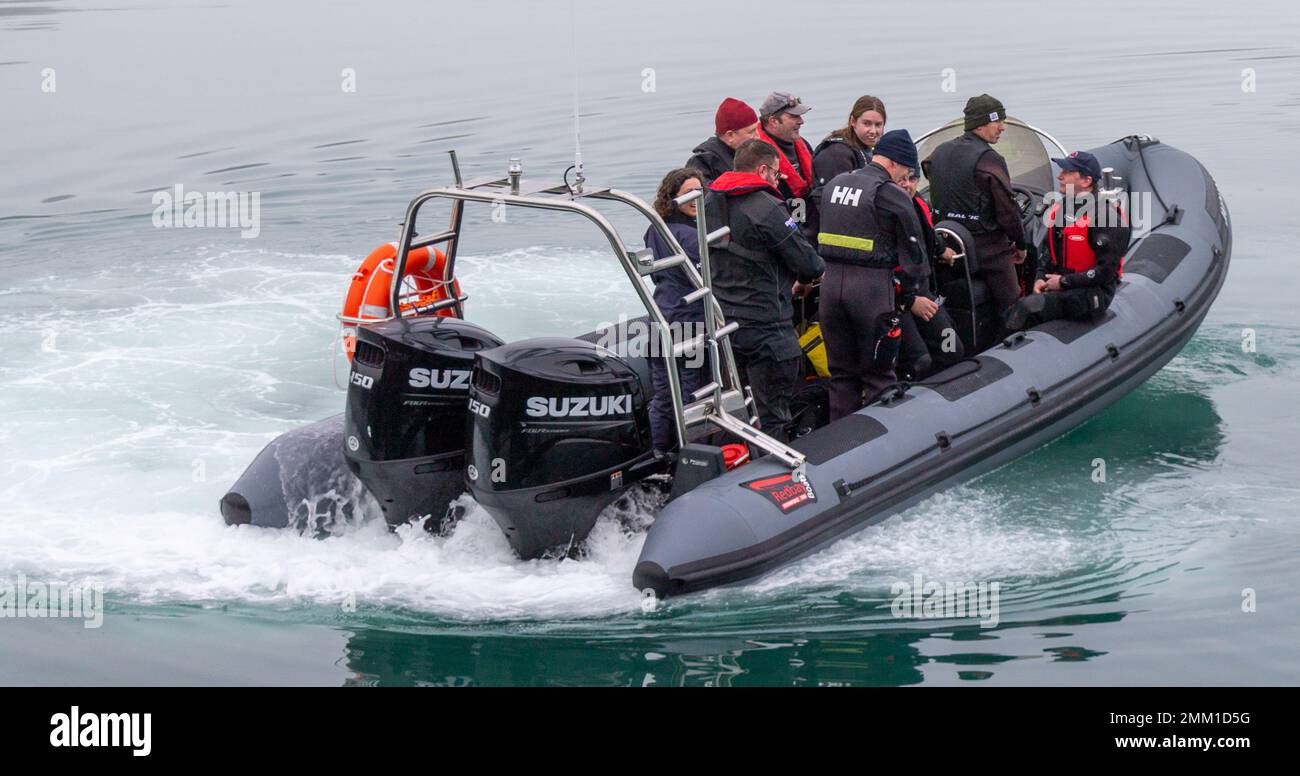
[220, 118, 1231, 597]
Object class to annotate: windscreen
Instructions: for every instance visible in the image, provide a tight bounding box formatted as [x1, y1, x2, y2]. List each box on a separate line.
[917, 117, 1056, 192]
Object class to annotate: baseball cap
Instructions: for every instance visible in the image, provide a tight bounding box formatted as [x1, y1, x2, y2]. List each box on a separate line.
[1052, 150, 1103, 181]
[760, 91, 811, 119]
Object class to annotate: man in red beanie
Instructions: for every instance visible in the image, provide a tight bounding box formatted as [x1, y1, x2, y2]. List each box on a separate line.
[685, 97, 759, 184]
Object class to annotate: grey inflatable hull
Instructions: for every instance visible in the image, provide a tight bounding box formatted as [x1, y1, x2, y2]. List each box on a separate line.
[220, 414, 379, 533]
[634, 137, 1232, 596]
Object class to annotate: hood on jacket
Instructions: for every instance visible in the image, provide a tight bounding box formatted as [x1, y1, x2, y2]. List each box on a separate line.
[708, 171, 781, 197]
[691, 135, 732, 158]
[814, 134, 871, 160]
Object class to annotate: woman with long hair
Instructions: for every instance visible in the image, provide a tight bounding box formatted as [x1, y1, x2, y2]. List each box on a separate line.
[643, 168, 707, 452]
[811, 95, 887, 207]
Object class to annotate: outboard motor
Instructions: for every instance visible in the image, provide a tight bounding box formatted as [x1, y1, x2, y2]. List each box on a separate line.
[466, 337, 661, 558]
[344, 316, 503, 527]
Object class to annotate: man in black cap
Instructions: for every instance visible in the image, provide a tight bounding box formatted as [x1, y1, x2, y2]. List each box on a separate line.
[922, 94, 1027, 335]
[1005, 151, 1131, 330]
[816, 129, 926, 419]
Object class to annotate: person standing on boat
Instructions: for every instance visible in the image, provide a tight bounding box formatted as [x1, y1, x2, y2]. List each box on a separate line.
[810, 95, 887, 212]
[922, 94, 1027, 334]
[706, 140, 825, 442]
[897, 166, 964, 379]
[756, 92, 817, 229]
[1004, 151, 1131, 330]
[644, 169, 708, 452]
[816, 130, 925, 419]
[685, 98, 760, 185]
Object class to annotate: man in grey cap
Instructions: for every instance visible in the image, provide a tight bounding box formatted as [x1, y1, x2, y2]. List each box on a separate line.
[922, 94, 1028, 337]
[756, 92, 817, 214]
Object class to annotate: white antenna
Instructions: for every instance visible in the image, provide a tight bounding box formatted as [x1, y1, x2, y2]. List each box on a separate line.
[569, 0, 585, 193]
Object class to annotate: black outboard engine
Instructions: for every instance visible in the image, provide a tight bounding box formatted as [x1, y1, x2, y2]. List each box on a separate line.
[344, 316, 503, 527]
[466, 337, 661, 558]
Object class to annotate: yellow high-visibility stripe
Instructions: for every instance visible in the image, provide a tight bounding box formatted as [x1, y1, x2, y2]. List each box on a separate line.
[817, 233, 875, 252]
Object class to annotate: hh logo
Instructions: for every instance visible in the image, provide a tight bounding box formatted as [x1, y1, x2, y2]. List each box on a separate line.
[829, 185, 862, 207]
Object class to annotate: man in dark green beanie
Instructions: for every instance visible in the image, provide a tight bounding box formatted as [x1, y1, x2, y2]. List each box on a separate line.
[963, 93, 1007, 132]
[922, 93, 1028, 339]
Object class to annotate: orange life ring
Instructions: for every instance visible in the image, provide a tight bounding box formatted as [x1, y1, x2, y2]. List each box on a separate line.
[340, 242, 462, 359]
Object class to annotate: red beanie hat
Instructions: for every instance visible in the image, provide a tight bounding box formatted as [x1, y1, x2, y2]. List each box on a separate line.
[715, 97, 758, 135]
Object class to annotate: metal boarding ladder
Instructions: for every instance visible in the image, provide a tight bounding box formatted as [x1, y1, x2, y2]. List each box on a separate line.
[379, 151, 807, 470]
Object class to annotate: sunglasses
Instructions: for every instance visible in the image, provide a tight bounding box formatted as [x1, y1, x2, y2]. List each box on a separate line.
[767, 96, 802, 116]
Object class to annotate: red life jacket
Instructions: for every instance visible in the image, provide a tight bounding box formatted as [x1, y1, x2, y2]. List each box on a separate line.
[914, 195, 934, 227]
[708, 171, 782, 197]
[1047, 201, 1125, 278]
[756, 128, 814, 200]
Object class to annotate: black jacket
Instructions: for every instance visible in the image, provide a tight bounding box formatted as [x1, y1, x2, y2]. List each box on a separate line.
[895, 195, 942, 308]
[685, 136, 735, 185]
[809, 135, 870, 211]
[644, 214, 703, 325]
[705, 172, 825, 327]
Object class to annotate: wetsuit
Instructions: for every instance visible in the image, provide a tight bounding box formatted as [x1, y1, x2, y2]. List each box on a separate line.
[897, 194, 965, 379]
[817, 161, 923, 419]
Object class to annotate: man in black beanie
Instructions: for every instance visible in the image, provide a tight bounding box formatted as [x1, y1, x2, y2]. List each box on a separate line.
[816, 129, 926, 419]
[922, 94, 1027, 338]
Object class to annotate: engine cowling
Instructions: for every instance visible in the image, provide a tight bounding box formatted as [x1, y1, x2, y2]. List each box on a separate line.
[344, 316, 503, 527]
[465, 337, 659, 558]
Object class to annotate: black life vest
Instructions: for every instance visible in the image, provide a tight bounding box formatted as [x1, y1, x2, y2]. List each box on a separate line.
[816, 163, 894, 268]
[927, 132, 1003, 235]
